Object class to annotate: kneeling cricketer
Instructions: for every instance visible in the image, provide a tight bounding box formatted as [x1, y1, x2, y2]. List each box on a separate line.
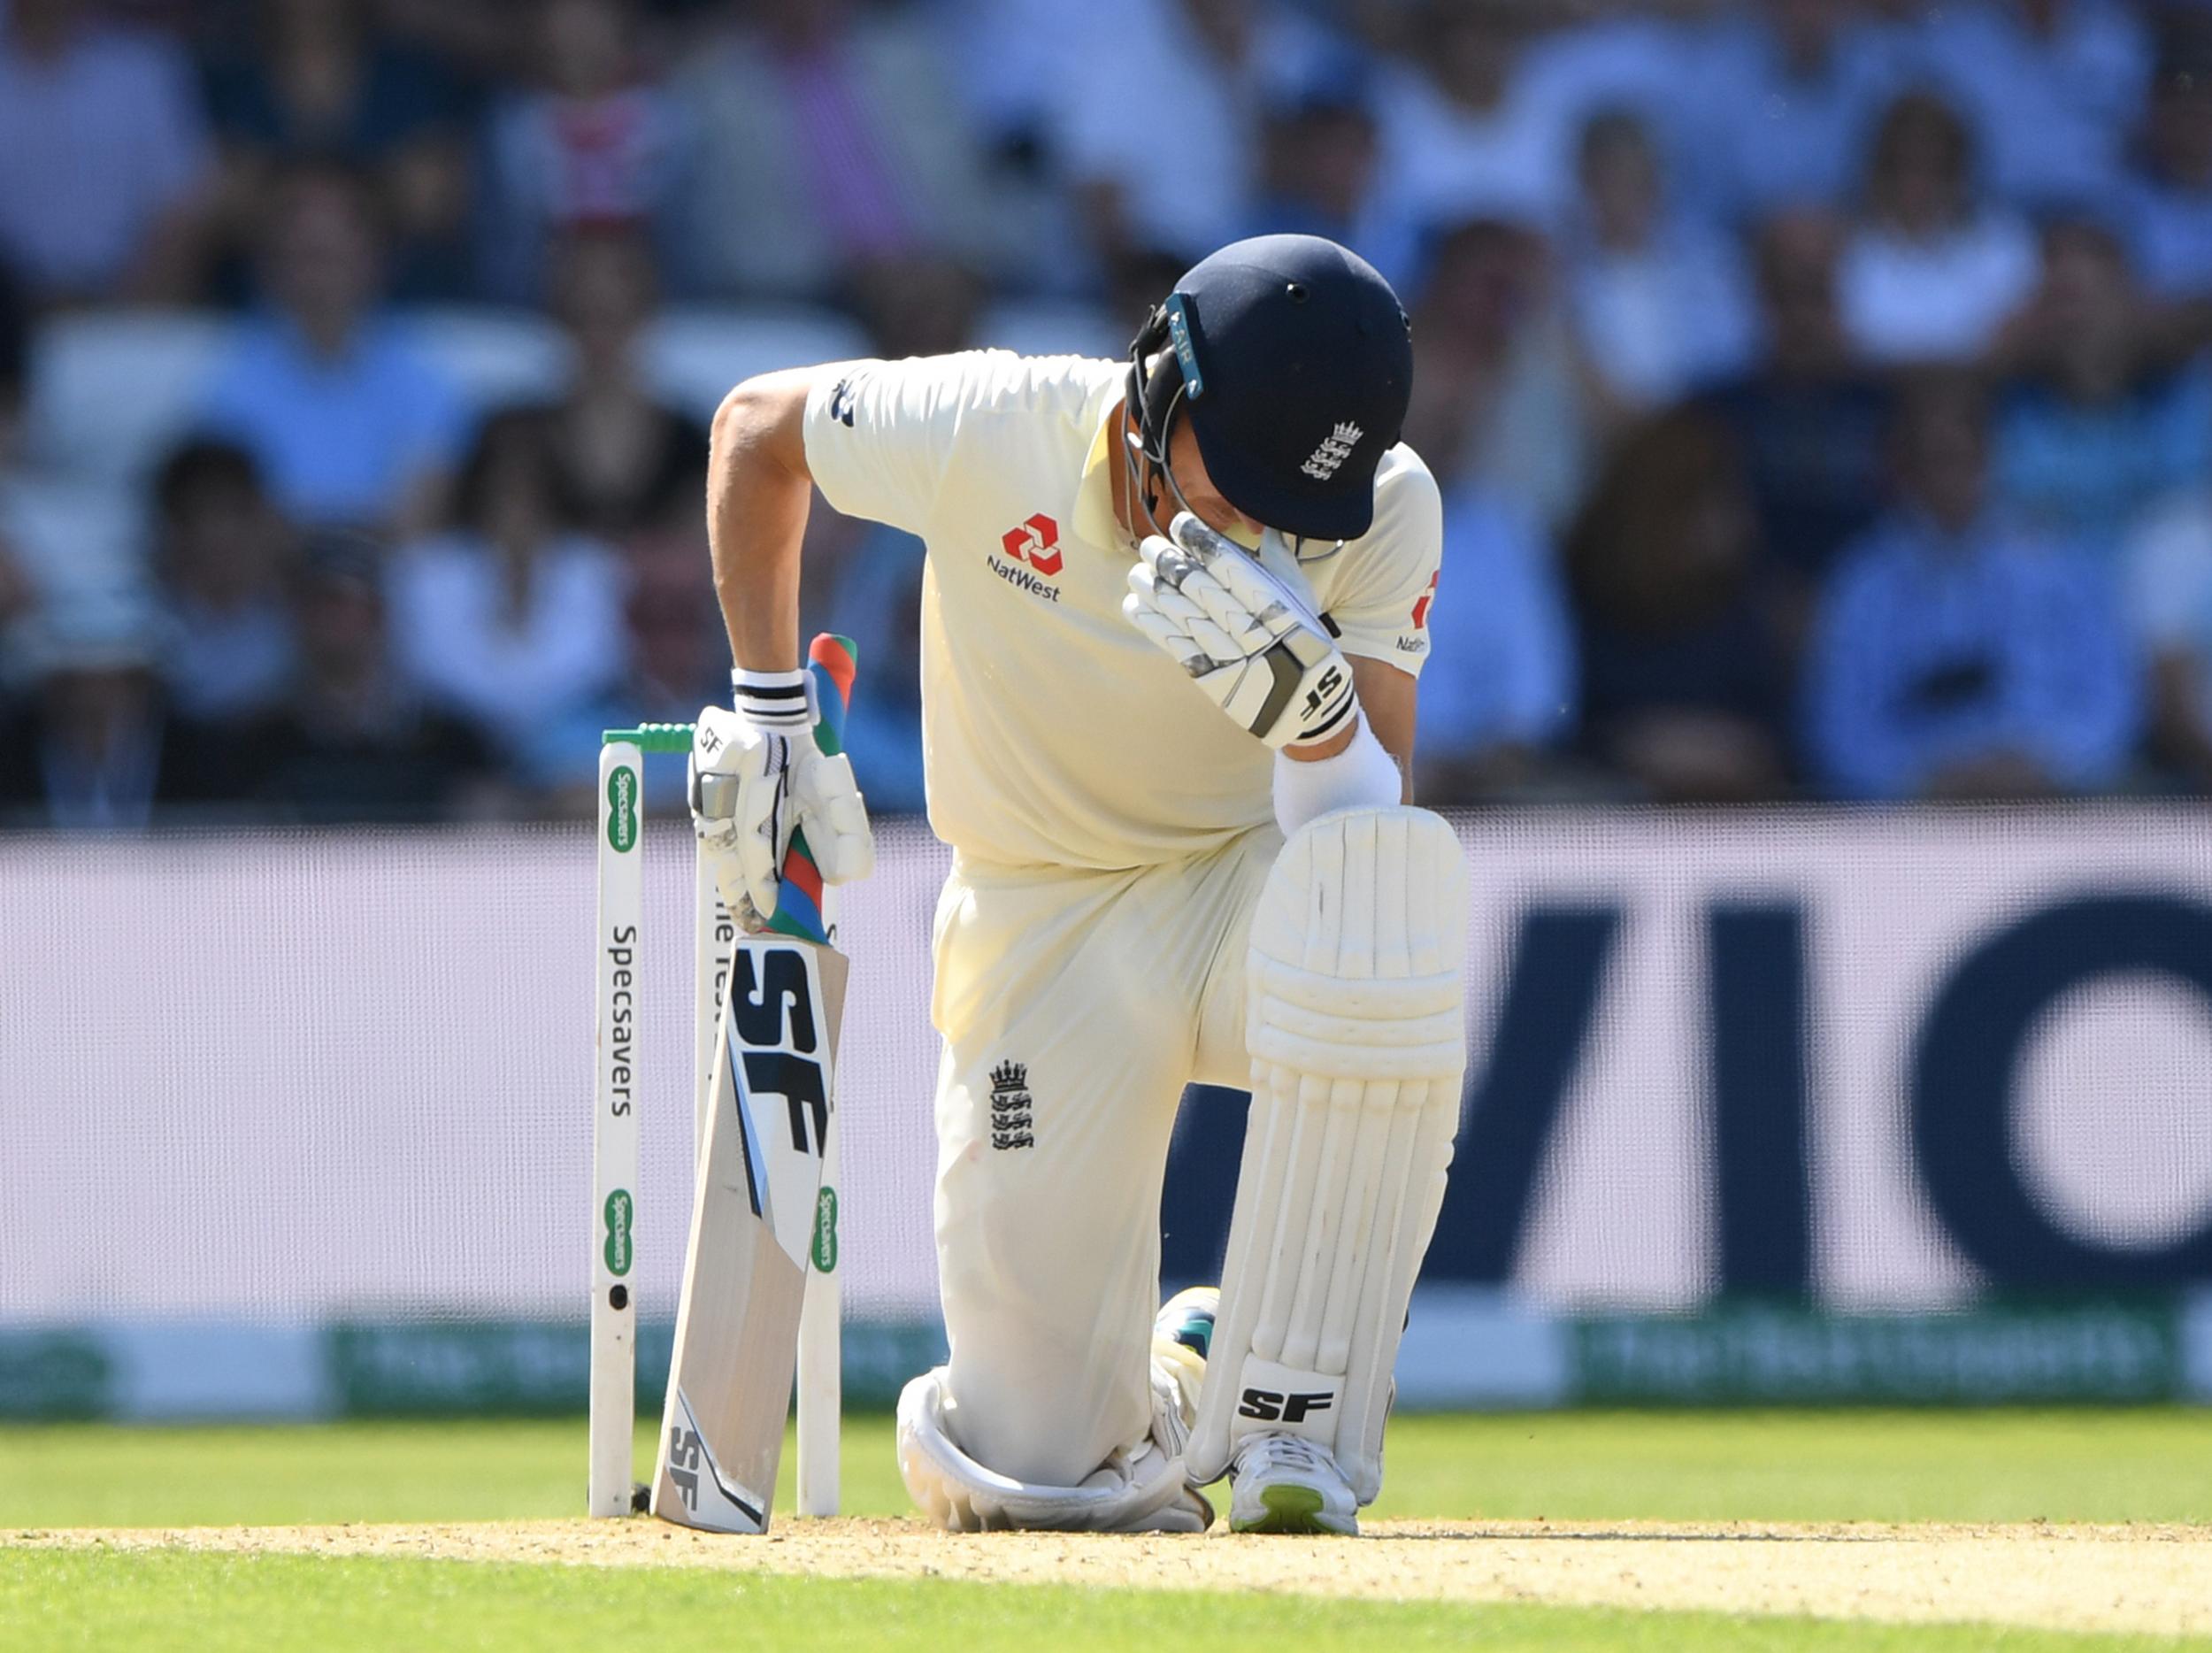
[688, 234, 1469, 1534]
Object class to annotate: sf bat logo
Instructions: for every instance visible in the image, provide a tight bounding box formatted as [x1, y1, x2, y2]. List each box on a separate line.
[729, 948, 826, 1157]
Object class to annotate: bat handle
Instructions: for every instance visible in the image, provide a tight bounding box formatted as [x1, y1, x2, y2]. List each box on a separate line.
[803, 632, 857, 763]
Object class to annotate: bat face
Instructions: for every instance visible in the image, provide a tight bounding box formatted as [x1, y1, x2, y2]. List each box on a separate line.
[650, 936, 849, 1533]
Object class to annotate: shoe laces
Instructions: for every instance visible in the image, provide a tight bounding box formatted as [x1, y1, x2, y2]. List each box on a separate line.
[1236, 1431, 1333, 1481]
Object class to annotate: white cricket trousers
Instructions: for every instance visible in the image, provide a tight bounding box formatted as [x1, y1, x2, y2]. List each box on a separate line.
[927, 825, 1281, 1488]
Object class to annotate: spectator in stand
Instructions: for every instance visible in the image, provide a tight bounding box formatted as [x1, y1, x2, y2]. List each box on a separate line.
[150, 438, 297, 724]
[1560, 107, 1753, 415]
[1563, 407, 1794, 803]
[1056, 0, 1340, 274]
[926, 0, 1090, 300]
[940, 0, 1066, 167]
[1992, 211, 2212, 548]
[0, 0, 215, 304]
[1839, 89, 2038, 365]
[1700, 209, 1892, 614]
[387, 407, 625, 752]
[201, 0, 472, 299]
[197, 159, 468, 534]
[1371, 0, 1570, 236]
[246, 529, 500, 822]
[1519, 0, 1699, 159]
[0, 591, 222, 828]
[845, 253, 986, 370]
[522, 507, 724, 811]
[1247, 65, 1412, 288]
[0, 262, 143, 635]
[479, 0, 689, 304]
[1409, 481, 1577, 802]
[1403, 215, 1595, 532]
[2124, 473, 2212, 791]
[2126, 20, 2212, 304]
[674, 0, 1004, 301]
[1912, 0, 2148, 211]
[620, 523, 718, 742]
[1686, 0, 1906, 226]
[541, 227, 705, 542]
[1805, 373, 2140, 800]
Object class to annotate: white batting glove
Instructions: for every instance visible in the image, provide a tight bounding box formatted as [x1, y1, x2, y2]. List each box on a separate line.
[1123, 511, 1357, 750]
[689, 671, 873, 927]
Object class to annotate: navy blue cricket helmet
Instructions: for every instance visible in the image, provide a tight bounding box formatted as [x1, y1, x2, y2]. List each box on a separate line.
[1126, 234, 1413, 544]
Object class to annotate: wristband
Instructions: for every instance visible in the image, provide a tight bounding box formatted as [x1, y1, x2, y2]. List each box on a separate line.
[1272, 716, 1402, 835]
[732, 665, 812, 732]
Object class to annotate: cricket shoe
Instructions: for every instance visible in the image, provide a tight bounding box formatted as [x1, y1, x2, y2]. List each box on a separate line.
[1227, 1432, 1359, 1536]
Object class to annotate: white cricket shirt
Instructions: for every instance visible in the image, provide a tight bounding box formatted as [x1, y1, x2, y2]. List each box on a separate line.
[803, 351, 1440, 871]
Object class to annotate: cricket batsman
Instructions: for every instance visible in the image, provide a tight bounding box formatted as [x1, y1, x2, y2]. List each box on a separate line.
[687, 234, 1467, 1534]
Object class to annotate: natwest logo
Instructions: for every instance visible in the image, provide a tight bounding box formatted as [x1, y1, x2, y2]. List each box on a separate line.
[1000, 513, 1063, 576]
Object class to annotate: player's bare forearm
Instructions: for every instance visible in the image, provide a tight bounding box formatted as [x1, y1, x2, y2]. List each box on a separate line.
[709, 369, 818, 673]
[1351, 657, 1417, 801]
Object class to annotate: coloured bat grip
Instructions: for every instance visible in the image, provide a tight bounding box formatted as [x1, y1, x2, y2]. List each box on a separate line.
[766, 633, 858, 943]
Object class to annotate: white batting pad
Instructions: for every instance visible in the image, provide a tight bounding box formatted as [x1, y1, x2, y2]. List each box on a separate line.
[1187, 806, 1470, 1505]
[896, 1367, 1207, 1533]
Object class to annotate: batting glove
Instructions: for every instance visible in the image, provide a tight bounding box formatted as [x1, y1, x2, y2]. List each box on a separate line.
[1123, 511, 1357, 750]
[689, 670, 873, 927]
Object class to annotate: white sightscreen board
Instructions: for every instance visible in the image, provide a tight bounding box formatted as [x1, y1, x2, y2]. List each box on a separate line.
[4, 807, 2210, 1324]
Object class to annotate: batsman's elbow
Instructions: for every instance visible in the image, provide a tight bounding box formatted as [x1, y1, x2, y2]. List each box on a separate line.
[712, 368, 818, 484]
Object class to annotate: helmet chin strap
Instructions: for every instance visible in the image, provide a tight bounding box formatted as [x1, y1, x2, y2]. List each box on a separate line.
[1286, 531, 1347, 566]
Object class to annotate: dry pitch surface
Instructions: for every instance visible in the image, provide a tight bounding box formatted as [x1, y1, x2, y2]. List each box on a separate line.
[14, 1518, 2210, 1640]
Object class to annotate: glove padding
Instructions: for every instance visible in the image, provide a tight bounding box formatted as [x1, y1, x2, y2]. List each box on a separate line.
[1123, 511, 1357, 750]
[688, 693, 872, 928]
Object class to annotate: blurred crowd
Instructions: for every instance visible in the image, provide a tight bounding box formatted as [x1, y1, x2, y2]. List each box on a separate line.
[9, 0, 2212, 825]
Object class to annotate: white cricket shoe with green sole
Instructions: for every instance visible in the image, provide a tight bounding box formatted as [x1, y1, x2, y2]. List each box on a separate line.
[1226, 1432, 1359, 1535]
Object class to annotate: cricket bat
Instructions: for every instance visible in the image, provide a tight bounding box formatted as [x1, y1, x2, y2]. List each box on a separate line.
[650, 634, 857, 1534]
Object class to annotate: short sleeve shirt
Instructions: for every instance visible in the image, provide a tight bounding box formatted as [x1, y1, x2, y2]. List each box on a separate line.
[802, 351, 1442, 871]
[198, 317, 470, 528]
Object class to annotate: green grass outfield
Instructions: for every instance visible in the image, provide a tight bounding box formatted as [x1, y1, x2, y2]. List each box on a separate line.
[5, 1411, 2209, 1651]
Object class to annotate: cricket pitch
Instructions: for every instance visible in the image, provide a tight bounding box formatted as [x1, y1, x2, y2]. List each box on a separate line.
[13, 1518, 2209, 1639]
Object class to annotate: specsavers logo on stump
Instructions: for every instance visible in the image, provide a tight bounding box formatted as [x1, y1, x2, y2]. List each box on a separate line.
[603, 1189, 634, 1277]
[991, 513, 1064, 602]
[606, 765, 639, 851]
